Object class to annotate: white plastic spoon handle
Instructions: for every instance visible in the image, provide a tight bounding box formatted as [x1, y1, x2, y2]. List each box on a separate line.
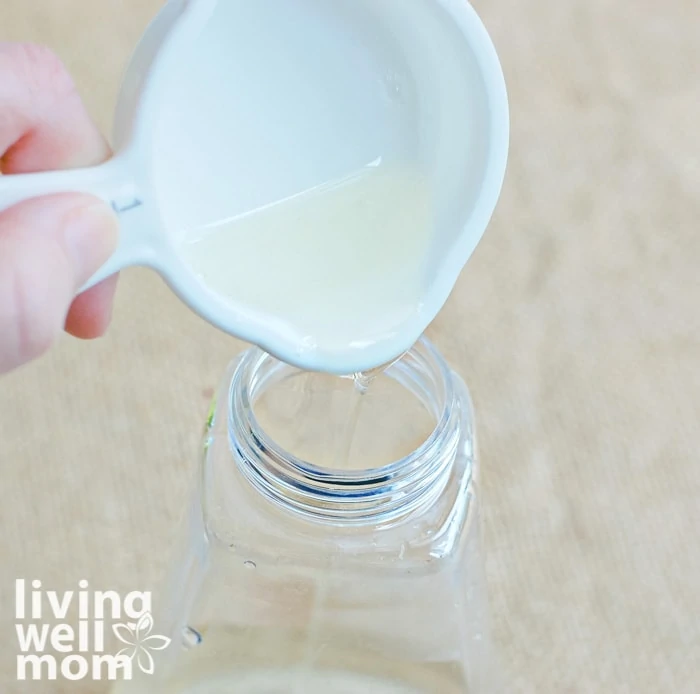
[0, 156, 151, 292]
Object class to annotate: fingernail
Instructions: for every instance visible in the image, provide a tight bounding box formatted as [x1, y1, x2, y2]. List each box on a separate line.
[63, 201, 119, 286]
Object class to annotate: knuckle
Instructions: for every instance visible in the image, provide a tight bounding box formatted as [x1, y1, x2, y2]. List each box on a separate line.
[1, 42, 76, 102]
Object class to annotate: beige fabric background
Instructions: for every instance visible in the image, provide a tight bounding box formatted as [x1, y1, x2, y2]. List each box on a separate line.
[1, 0, 699, 692]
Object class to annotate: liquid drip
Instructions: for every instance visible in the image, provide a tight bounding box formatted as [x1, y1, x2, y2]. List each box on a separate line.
[181, 167, 432, 362]
[182, 626, 203, 649]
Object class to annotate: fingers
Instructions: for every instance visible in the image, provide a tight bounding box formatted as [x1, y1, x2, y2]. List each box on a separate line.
[0, 194, 118, 374]
[64, 276, 119, 339]
[0, 42, 111, 173]
[0, 42, 119, 343]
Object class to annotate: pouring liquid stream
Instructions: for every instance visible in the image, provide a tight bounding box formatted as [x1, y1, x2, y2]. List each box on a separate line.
[333, 370, 373, 467]
[332, 356, 407, 467]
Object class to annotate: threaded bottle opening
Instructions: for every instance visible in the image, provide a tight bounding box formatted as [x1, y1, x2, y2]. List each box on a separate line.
[228, 338, 470, 525]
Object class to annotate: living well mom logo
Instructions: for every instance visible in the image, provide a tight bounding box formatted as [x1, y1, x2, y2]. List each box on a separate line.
[15, 579, 171, 682]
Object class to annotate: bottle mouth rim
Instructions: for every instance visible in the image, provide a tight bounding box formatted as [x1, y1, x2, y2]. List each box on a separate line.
[227, 337, 466, 524]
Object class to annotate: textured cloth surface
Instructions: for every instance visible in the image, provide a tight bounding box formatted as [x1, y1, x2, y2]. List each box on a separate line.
[1, 1, 699, 692]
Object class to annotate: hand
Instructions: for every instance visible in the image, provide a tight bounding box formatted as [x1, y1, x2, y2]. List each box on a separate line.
[0, 43, 119, 374]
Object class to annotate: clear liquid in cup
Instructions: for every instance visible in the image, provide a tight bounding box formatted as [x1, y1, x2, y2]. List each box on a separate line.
[181, 166, 433, 360]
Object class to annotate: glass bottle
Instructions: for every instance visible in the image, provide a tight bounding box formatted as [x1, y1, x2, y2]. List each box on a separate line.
[116, 337, 497, 692]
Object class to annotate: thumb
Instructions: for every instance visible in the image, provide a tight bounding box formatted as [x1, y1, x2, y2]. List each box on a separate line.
[0, 193, 118, 374]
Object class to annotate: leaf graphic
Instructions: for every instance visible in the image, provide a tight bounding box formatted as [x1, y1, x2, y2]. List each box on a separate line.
[115, 646, 137, 661]
[137, 647, 155, 675]
[136, 612, 155, 638]
[113, 623, 136, 646]
[143, 635, 171, 651]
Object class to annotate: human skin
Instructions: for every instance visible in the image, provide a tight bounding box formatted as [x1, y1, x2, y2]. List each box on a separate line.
[0, 42, 119, 374]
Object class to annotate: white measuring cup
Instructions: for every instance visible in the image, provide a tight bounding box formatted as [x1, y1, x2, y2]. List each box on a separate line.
[0, 0, 508, 374]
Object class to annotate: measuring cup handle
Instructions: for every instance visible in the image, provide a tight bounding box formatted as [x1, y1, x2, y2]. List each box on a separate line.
[0, 156, 153, 292]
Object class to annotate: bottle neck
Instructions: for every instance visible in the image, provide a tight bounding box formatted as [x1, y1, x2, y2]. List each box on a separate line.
[227, 339, 468, 525]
